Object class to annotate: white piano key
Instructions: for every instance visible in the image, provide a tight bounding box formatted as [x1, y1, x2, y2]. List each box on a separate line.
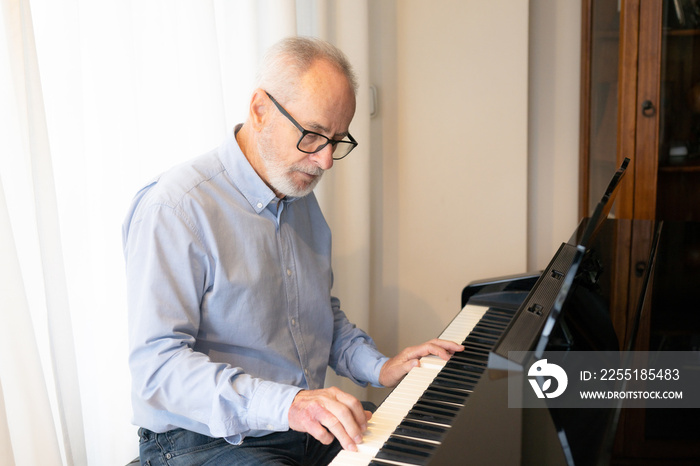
[329, 304, 491, 465]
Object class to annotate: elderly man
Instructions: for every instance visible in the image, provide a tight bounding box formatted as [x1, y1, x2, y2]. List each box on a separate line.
[123, 36, 462, 465]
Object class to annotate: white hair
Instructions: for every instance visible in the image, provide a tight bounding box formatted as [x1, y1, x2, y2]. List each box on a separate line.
[255, 36, 358, 102]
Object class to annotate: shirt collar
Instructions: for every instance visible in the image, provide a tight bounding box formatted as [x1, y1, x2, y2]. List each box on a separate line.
[220, 125, 279, 214]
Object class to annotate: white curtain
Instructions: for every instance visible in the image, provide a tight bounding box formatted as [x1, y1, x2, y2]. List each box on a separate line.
[0, 0, 371, 464]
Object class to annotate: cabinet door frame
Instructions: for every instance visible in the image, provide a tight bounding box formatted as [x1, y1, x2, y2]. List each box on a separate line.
[628, 0, 663, 220]
[579, 0, 662, 221]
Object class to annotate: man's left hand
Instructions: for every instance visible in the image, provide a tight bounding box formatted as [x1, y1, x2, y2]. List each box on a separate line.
[378, 339, 464, 388]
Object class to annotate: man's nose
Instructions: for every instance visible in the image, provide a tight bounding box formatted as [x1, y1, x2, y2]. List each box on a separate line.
[310, 144, 334, 171]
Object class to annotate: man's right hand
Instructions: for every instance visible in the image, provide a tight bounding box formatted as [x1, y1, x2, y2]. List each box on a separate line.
[288, 387, 372, 452]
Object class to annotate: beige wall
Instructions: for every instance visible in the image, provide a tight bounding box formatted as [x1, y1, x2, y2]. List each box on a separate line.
[528, 0, 582, 270]
[394, 0, 530, 345]
[366, 0, 580, 402]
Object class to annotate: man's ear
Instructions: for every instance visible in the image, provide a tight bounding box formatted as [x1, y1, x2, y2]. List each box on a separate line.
[249, 88, 269, 132]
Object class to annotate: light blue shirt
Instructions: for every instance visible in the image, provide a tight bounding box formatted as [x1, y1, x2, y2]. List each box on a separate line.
[122, 127, 388, 444]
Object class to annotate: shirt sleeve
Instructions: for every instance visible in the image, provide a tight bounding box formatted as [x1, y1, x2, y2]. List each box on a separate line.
[328, 296, 390, 387]
[124, 201, 300, 441]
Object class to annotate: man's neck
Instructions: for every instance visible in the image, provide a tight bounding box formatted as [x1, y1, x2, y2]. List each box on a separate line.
[235, 124, 285, 199]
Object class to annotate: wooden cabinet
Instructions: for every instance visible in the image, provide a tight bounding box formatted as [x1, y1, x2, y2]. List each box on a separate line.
[580, 1, 700, 463]
[580, 0, 700, 222]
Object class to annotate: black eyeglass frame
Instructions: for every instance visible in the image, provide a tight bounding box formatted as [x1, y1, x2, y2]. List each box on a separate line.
[265, 91, 358, 160]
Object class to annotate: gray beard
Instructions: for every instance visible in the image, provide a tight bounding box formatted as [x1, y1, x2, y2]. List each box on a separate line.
[258, 130, 324, 198]
[266, 160, 323, 198]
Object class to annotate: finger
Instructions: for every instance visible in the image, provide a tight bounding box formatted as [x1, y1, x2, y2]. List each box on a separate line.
[334, 389, 369, 432]
[305, 416, 337, 446]
[427, 338, 465, 352]
[316, 405, 359, 452]
[436, 338, 465, 352]
[421, 339, 464, 360]
[323, 393, 368, 448]
[379, 358, 418, 388]
[288, 392, 337, 445]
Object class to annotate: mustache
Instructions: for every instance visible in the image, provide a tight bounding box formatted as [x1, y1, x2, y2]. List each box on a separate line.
[294, 165, 324, 177]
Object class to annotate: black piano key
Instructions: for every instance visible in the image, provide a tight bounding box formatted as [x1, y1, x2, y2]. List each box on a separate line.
[472, 324, 503, 337]
[458, 349, 489, 358]
[446, 356, 487, 372]
[435, 369, 480, 384]
[452, 359, 487, 370]
[395, 419, 449, 441]
[375, 448, 429, 465]
[413, 399, 461, 414]
[405, 407, 454, 425]
[479, 313, 511, 324]
[481, 314, 512, 326]
[486, 307, 516, 317]
[441, 367, 483, 381]
[457, 345, 493, 356]
[486, 307, 513, 315]
[462, 338, 497, 350]
[450, 350, 488, 363]
[473, 322, 505, 334]
[469, 338, 498, 348]
[472, 330, 500, 341]
[443, 362, 485, 377]
[428, 384, 471, 397]
[452, 350, 488, 362]
[460, 340, 492, 351]
[432, 376, 476, 391]
[464, 332, 498, 344]
[421, 392, 466, 405]
[422, 386, 470, 404]
[462, 337, 497, 351]
[441, 364, 483, 376]
[475, 320, 506, 330]
[434, 371, 477, 384]
[386, 436, 439, 453]
[409, 402, 459, 419]
[376, 437, 437, 465]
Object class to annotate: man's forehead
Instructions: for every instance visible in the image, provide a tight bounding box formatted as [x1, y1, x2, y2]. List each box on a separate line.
[293, 84, 355, 134]
[301, 59, 353, 94]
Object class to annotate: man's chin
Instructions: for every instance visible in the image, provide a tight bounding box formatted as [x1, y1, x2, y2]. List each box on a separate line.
[292, 172, 323, 197]
[273, 176, 321, 198]
[293, 180, 320, 198]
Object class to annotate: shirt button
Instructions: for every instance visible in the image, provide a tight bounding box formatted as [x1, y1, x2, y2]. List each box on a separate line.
[291, 318, 296, 326]
[256, 202, 263, 209]
[286, 269, 292, 276]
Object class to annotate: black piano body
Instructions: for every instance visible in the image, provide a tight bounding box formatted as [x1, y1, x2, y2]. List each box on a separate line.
[430, 217, 700, 466]
[427, 215, 659, 466]
[335, 159, 700, 465]
[430, 160, 643, 465]
[356, 216, 659, 466]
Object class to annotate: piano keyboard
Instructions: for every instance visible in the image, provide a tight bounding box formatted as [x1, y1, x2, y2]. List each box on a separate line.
[330, 303, 516, 466]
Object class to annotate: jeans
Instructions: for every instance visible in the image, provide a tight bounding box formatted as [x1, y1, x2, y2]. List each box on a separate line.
[138, 428, 342, 466]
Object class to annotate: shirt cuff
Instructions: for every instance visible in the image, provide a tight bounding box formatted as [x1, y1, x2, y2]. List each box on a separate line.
[246, 380, 302, 433]
[348, 345, 390, 387]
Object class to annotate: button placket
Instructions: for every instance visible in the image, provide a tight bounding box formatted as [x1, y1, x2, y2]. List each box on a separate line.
[277, 206, 308, 386]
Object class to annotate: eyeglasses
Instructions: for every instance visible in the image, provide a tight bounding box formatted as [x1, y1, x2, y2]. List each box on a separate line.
[265, 92, 358, 160]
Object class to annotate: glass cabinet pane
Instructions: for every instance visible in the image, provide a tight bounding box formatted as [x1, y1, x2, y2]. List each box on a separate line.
[587, 0, 621, 215]
[657, 0, 700, 221]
